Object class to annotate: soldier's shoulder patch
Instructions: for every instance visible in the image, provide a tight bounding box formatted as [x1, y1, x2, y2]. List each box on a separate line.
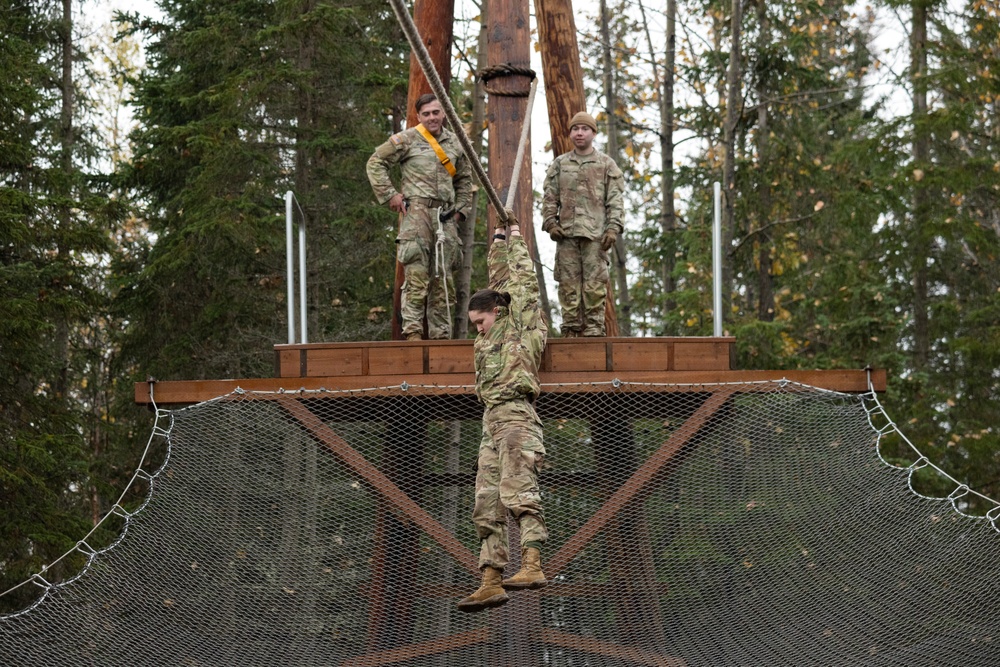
[389, 133, 404, 146]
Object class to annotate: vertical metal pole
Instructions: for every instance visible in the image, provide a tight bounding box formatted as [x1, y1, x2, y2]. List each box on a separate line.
[298, 209, 308, 344]
[713, 181, 723, 337]
[285, 190, 295, 344]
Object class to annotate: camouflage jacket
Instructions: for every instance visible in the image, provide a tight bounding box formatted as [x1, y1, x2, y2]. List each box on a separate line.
[474, 236, 548, 407]
[541, 149, 625, 240]
[366, 125, 473, 221]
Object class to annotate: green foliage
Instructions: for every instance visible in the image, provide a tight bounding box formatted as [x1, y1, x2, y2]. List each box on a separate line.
[117, 0, 406, 381]
[616, 0, 999, 497]
[0, 0, 125, 613]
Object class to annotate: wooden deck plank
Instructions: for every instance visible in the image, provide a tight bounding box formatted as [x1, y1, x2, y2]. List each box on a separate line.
[135, 367, 885, 405]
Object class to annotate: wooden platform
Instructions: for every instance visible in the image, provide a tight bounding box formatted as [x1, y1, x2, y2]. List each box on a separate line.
[134, 337, 886, 405]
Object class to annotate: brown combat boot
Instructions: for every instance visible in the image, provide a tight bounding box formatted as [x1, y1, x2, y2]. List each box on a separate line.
[405, 332, 422, 341]
[501, 548, 547, 591]
[456, 567, 509, 613]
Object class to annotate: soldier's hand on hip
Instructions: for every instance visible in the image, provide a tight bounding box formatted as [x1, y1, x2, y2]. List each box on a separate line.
[389, 193, 407, 214]
[548, 226, 566, 242]
[600, 229, 618, 252]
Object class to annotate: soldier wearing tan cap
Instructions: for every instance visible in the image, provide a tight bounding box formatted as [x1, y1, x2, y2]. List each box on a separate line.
[541, 112, 625, 337]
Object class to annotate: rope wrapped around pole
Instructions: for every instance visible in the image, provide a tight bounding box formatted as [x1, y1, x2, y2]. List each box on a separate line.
[387, 0, 510, 223]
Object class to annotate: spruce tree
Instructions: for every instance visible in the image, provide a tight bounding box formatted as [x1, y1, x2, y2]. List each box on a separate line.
[118, 0, 406, 382]
[0, 0, 116, 612]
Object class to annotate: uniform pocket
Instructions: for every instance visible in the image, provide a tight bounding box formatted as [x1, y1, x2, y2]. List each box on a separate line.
[396, 238, 426, 266]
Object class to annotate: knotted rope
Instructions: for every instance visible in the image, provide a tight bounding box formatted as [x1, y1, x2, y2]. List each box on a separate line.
[480, 63, 536, 97]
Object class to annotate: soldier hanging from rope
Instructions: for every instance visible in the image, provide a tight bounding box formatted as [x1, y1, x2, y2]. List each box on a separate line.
[457, 211, 549, 613]
[366, 94, 472, 340]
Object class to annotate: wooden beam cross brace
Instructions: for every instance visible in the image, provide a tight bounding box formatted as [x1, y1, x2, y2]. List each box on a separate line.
[277, 397, 481, 578]
[546, 388, 735, 576]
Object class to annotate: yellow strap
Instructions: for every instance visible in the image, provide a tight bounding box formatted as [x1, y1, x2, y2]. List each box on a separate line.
[415, 123, 457, 178]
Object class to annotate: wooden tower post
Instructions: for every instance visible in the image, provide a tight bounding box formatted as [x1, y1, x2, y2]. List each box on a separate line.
[392, 0, 456, 340]
[485, 0, 535, 253]
[534, 0, 586, 158]
[533, 0, 619, 335]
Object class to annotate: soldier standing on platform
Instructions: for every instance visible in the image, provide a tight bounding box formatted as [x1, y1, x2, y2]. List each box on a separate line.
[541, 111, 625, 337]
[366, 94, 472, 340]
[457, 214, 548, 613]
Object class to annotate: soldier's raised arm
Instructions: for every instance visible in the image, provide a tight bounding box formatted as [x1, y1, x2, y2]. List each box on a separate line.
[505, 231, 540, 325]
[487, 231, 510, 292]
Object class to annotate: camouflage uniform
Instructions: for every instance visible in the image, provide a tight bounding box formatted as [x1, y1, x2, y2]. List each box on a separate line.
[367, 125, 472, 339]
[472, 235, 548, 571]
[541, 149, 625, 336]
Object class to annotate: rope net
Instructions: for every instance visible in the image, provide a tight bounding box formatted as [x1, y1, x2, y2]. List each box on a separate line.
[2, 381, 998, 666]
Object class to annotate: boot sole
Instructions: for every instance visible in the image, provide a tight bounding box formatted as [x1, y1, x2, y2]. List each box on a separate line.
[501, 579, 548, 591]
[456, 592, 510, 613]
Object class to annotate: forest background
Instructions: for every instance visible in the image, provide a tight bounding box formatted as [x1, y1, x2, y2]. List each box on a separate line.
[1, 0, 998, 613]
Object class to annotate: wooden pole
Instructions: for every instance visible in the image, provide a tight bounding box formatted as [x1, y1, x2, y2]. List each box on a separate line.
[405, 0, 456, 128]
[533, 0, 586, 158]
[486, 0, 534, 252]
[392, 0, 456, 340]
[485, 3, 539, 659]
[536, 0, 619, 335]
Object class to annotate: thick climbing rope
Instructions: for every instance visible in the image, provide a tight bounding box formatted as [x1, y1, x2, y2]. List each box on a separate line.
[480, 63, 536, 97]
[387, 0, 536, 225]
[505, 78, 537, 210]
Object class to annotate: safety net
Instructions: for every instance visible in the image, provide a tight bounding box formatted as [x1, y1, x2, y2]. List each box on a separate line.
[1, 380, 998, 666]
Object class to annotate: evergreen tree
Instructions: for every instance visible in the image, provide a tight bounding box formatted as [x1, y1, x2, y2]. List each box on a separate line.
[0, 0, 117, 612]
[874, 0, 1000, 502]
[117, 0, 407, 382]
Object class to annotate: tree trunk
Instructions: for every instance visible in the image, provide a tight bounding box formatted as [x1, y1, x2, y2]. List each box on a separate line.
[755, 0, 774, 322]
[55, 0, 73, 400]
[486, 0, 534, 250]
[600, 0, 629, 336]
[721, 0, 743, 330]
[392, 0, 455, 339]
[534, 0, 586, 158]
[533, 0, 583, 329]
[910, 1, 930, 369]
[454, 0, 488, 338]
[638, 0, 676, 330]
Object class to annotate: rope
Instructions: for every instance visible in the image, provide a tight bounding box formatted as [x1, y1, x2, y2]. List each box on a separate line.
[505, 78, 538, 210]
[434, 207, 452, 328]
[480, 63, 536, 97]
[388, 0, 506, 221]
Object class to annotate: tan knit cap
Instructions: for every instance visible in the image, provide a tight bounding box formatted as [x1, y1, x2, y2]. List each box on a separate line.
[568, 111, 598, 133]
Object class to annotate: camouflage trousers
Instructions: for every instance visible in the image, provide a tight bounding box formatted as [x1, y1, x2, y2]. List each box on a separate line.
[473, 399, 547, 571]
[554, 237, 609, 336]
[396, 205, 462, 339]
